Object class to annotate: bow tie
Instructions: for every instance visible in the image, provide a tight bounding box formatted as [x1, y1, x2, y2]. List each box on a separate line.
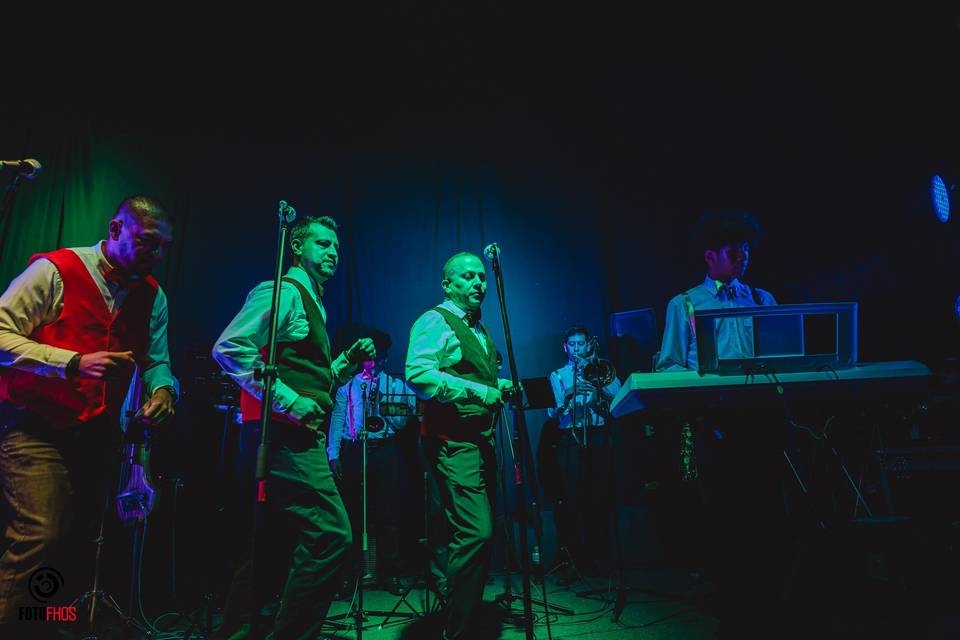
[718, 282, 741, 300]
[103, 267, 142, 289]
[463, 310, 478, 326]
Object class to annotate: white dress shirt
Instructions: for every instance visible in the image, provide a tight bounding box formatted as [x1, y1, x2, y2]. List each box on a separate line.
[405, 299, 507, 407]
[547, 361, 622, 429]
[327, 370, 416, 460]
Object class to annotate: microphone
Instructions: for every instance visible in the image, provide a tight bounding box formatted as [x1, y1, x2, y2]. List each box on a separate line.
[278, 199, 296, 223]
[483, 242, 499, 262]
[0, 159, 42, 180]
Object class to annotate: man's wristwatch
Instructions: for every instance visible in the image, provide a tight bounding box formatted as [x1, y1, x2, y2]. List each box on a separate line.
[66, 353, 82, 377]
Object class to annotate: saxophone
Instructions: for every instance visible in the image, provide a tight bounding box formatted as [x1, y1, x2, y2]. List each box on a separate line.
[680, 421, 698, 482]
[363, 374, 386, 433]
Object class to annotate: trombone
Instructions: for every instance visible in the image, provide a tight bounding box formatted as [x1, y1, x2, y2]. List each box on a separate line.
[570, 336, 617, 448]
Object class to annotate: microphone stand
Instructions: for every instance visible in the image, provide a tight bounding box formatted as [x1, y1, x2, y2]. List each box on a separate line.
[0, 173, 26, 242]
[249, 200, 296, 633]
[485, 244, 534, 640]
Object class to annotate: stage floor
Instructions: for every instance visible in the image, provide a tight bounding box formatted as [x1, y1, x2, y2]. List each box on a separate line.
[52, 563, 960, 639]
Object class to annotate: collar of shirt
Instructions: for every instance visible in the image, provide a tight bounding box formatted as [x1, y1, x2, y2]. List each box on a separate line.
[704, 275, 743, 300]
[286, 265, 324, 305]
[439, 299, 481, 327]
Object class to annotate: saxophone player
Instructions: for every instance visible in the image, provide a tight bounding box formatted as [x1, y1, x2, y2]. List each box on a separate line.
[547, 325, 621, 585]
[327, 328, 416, 595]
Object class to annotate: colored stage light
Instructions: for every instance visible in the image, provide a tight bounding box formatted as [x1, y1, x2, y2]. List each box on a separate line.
[931, 175, 951, 223]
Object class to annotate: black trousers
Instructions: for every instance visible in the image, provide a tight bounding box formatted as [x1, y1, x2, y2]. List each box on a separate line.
[217, 420, 351, 640]
[423, 435, 497, 640]
[553, 426, 616, 572]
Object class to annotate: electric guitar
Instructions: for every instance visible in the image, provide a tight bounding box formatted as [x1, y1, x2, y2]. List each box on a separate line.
[116, 410, 157, 526]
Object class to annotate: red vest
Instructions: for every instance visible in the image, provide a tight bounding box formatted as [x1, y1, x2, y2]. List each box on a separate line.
[0, 249, 158, 428]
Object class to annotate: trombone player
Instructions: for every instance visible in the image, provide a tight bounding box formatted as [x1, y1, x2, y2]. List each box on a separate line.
[547, 325, 621, 585]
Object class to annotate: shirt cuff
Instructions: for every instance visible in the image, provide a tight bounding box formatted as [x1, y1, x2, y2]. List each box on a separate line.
[55, 348, 82, 379]
[331, 353, 357, 385]
[153, 385, 178, 402]
[273, 383, 299, 414]
[481, 385, 500, 406]
[145, 376, 181, 402]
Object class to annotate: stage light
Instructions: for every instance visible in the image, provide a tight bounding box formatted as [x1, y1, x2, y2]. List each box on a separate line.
[931, 175, 952, 223]
[956, 294, 960, 320]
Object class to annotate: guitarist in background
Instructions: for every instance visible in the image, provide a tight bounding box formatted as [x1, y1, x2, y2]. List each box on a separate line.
[0, 195, 178, 635]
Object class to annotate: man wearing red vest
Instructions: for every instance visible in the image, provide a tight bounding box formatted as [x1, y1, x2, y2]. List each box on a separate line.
[211, 214, 375, 640]
[0, 195, 177, 628]
[406, 251, 515, 640]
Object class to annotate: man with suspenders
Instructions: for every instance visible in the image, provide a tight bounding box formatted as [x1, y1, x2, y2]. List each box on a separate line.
[655, 212, 776, 372]
[655, 212, 784, 636]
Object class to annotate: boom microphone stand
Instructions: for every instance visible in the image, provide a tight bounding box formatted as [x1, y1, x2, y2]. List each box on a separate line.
[483, 242, 535, 640]
[248, 200, 296, 634]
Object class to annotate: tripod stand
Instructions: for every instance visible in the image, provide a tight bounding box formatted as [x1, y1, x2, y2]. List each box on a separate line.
[493, 406, 573, 625]
[379, 443, 447, 628]
[570, 378, 682, 623]
[71, 483, 154, 638]
[325, 381, 417, 638]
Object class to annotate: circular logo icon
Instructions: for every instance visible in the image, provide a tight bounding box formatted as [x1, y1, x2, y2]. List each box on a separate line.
[28, 567, 64, 603]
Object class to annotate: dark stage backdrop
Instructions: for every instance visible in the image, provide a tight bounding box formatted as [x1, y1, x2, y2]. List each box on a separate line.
[1, 4, 959, 596]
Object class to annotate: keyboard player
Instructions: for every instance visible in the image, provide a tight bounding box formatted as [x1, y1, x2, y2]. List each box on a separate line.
[652, 211, 785, 636]
[655, 211, 776, 372]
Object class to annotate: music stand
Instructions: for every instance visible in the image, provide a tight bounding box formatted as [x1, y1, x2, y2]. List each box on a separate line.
[520, 377, 555, 411]
[694, 302, 858, 376]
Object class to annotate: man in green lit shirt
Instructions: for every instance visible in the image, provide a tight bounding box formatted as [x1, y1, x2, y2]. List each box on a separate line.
[406, 251, 515, 640]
